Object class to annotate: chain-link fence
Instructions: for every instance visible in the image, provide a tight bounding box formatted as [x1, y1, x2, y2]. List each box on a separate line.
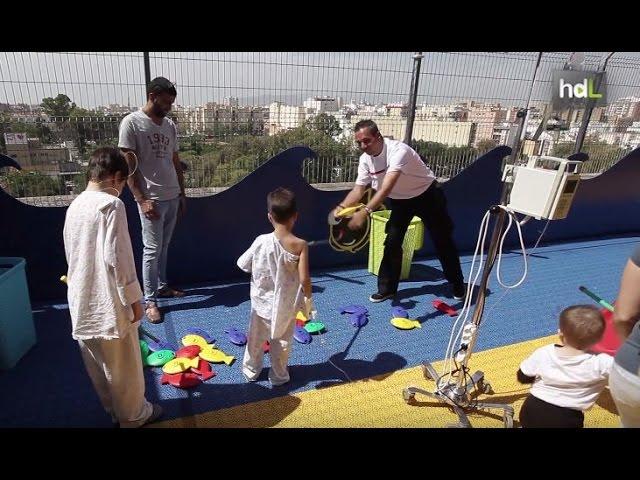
[2, 52, 639, 205]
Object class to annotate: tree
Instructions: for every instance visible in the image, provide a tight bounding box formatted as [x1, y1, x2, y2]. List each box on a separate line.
[551, 142, 575, 158]
[1, 170, 61, 197]
[476, 138, 498, 151]
[41, 94, 76, 117]
[411, 140, 449, 158]
[0, 114, 53, 149]
[553, 139, 630, 163]
[304, 113, 342, 138]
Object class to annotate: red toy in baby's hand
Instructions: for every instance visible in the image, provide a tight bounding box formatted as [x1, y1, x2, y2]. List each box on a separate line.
[592, 307, 622, 356]
[433, 299, 458, 317]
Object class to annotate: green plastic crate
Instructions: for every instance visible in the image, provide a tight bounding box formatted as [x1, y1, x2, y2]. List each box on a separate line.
[368, 210, 424, 280]
[0, 257, 36, 370]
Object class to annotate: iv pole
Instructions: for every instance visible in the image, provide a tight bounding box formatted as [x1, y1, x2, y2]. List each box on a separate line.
[402, 52, 544, 428]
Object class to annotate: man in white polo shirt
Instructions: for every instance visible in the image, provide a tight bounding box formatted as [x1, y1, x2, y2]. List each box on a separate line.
[334, 119, 465, 303]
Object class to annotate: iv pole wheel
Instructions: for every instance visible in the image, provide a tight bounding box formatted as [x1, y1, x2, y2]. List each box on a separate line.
[402, 388, 415, 403]
[504, 411, 514, 428]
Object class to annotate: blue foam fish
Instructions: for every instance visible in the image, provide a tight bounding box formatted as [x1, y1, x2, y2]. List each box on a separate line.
[392, 306, 408, 319]
[147, 339, 175, 352]
[185, 328, 215, 344]
[293, 326, 312, 344]
[349, 312, 369, 327]
[225, 327, 248, 346]
[339, 305, 368, 315]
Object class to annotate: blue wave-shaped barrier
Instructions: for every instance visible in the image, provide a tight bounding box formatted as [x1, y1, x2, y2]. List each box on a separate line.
[1, 145, 639, 301]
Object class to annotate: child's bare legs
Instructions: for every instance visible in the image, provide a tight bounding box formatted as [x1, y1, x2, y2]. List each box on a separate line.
[268, 319, 296, 386]
[243, 311, 269, 381]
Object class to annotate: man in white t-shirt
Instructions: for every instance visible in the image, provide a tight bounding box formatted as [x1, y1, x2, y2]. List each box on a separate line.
[118, 77, 186, 323]
[334, 119, 465, 302]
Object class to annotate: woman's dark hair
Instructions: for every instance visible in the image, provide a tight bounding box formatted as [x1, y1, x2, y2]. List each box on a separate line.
[86, 147, 129, 183]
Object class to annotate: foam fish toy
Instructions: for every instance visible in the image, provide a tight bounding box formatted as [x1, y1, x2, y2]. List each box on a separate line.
[296, 311, 309, 324]
[181, 334, 210, 348]
[225, 327, 247, 346]
[390, 317, 422, 330]
[304, 322, 325, 334]
[263, 341, 270, 353]
[392, 306, 409, 319]
[162, 356, 200, 374]
[339, 305, 368, 315]
[336, 205, 361, 217]
[293, 326, 312, 344]
[433, 299, 458, 317]
[146, 350, 176, 367]
[199, 346, 235, 365]
[175, 345, 201, 359]
[140, 340, 150, 366]
[147, 339, 175, 352]
[190, 358, 216, 381]
[185, 328, 215, 344]
[161, 372, 201, 389]
[349, 312, 368, 328]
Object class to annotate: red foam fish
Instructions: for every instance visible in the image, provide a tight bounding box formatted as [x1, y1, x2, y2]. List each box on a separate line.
[433, 299, 458, 317]
[175, 345, 201, 359]
[190, 358, 216, 381]
[161, 372, 202, 389]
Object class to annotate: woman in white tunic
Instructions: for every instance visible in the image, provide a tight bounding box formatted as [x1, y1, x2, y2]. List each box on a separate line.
[63, 147, 162, 427]
[237, 188, 314, 386]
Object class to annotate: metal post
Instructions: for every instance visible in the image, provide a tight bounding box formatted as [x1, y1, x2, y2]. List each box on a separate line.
[508, 109, 528, 164]
[143, 52, 151, 91]
[508, 52, 543, 165]
[403, 52, 424, 145]
[574, 52, 615, 154]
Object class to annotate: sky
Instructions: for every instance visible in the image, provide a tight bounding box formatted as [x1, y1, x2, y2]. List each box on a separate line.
[1, 52, 639, 110]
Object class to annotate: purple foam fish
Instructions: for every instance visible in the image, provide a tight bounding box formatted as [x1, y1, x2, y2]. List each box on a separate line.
[339, 305, 368, 315]
[294, 326, 312, 344]
[349, 312, 369, 328]
[392, 306, 409, 319]
[147, 339, 175, 352]
[225, 327, 247, 346]
[185, 328, 215, 344]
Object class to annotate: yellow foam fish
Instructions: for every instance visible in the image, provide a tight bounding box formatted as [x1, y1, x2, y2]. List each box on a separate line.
[162, 356, 200, 374]
[296, 311, 309, 324]
[181, 334, 210, 348]
[336, 205, 362, 217]
[199, 346, 235, 365]
[390, 317, 422, 330]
